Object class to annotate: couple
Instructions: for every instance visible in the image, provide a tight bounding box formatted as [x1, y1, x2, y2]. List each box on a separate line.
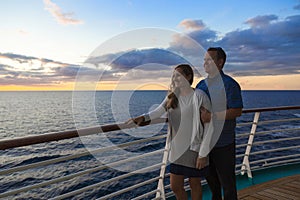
[127, 47, 243, 200]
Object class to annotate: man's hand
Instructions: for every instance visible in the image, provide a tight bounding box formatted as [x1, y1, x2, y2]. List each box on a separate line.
[200, 107, 211, 123]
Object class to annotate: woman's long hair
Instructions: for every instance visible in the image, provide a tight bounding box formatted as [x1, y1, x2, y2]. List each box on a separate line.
[166, 64, 194, 109]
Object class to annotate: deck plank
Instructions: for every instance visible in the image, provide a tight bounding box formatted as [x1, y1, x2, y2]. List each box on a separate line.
[286, 182, 300, 189]
[290, 181, 300, 187]
[279, 185, 300, 194]
[238, 174, 300, 200]
[273, 187, 299, 198]
[251, 193, 274, 200]
[257, 191, 284, 200]
[240, 196, 258, 200]
[264, 188, 296, 199]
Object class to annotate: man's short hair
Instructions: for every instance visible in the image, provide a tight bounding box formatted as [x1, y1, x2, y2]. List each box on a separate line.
[208, 47, 226, 67]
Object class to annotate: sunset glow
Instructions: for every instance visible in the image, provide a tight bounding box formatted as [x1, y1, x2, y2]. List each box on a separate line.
[1, 0, 299, 91]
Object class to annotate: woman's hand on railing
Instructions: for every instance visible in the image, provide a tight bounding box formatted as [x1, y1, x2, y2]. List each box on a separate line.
[125, 116, 145, 126]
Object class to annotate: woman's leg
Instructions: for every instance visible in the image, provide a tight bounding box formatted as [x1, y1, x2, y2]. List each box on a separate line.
[189, 177, 202, 200]
[170, 173, 188, 200]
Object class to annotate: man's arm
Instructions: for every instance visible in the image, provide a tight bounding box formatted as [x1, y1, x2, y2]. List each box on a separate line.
[201, 107, 242, 122]
[214, 108, 242, 120]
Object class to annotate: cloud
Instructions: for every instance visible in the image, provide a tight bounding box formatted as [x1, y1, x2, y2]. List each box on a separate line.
[85, 48, 190, 72]
[43, 0, 83, 25]
[81, 48, 193, 82]
[18, 29, 29, 35]
[217, 15, 300, 76]
[174, 19, 218, 51]
[294, 3, 300, 10]
[166, 19, 219, 60]
[82, 14, 300, 80]
[244, 15, 278, 28]
[1, 53, 38, 62]
[0, 52, 147, 86]
[0, 53, 84, 86]
[2, 13, 300, 87]
[110, 48, 189, 69]
[168, 15, 300, 77]
[179, 19, 206, 31]
[169, 29, 218, 56]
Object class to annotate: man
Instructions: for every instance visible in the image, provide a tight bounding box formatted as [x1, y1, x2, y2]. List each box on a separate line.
[197, 47, 243, 200]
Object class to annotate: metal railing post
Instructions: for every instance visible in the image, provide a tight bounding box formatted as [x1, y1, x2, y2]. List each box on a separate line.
[241, 112, 260, 178]
[155, 128, 171, 199]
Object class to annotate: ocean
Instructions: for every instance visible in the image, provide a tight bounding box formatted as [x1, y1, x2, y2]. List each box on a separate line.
[0, 90, 300, 199]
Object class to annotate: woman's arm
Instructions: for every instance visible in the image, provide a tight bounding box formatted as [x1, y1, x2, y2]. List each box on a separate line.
[213, 108, 242, 120]
[126, 98, 167, 126]
[144, 98, 167, 121]
[197, 89, 214, 158]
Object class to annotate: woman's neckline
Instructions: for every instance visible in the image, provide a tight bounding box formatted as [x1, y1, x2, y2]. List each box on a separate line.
[179, 87, 194, 97]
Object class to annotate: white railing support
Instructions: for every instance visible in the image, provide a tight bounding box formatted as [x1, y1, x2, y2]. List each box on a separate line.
[155, 127, 171, 200]
[241, 112, 260, 178]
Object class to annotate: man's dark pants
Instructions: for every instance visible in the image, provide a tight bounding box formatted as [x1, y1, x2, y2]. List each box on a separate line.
[205, 143, 238, 200]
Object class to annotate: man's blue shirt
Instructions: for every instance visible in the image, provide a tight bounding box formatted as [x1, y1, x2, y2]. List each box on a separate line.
[196, 71, 243, 147]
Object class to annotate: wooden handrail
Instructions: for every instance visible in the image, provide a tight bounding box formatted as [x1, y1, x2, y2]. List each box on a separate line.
[0, 118, 167, 150]
[242, 106, 300, 113]
[1, 105, 299, 150]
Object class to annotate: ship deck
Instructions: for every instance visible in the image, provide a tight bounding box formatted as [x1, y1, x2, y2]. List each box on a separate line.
[238, 174, 300, 200]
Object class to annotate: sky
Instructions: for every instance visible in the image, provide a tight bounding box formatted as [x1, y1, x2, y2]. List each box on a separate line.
[0, 0, 299, 91]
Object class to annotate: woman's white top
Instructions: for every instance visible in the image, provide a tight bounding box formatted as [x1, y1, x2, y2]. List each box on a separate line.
[144, 88, 214, 168]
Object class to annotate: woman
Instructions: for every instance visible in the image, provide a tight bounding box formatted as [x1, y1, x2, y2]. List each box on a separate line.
[127, 64, 213, 200]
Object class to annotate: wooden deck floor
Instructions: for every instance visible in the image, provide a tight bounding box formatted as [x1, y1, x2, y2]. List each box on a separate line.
[238, 174, 300, 200]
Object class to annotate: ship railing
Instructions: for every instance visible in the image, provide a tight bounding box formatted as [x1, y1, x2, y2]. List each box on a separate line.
[238, 106, 300, 178]
[0, 119, 169, 200]
[0, 106, 300, 199]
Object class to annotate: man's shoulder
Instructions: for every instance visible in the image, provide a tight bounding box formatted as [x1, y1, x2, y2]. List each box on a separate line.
[222, 72, 236, 82]
[196, 79, 207, 88]
[222, 72, 240, 87]
[198, 79, 206, 84]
